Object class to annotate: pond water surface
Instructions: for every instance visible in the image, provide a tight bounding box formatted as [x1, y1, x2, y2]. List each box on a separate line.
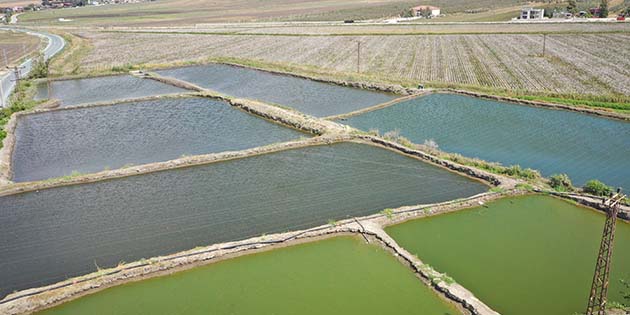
[386, 195, 630, 315]
[36, 236, 460, 315]
[0, 142, 487, 298]
[36, 75, 186, 106]
[156, 64, 396, 117]
[344, 93, 630, 189]
[12, 97, 304, 182]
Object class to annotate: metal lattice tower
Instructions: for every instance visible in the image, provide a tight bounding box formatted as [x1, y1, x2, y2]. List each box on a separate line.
[586, 189, 626, 315]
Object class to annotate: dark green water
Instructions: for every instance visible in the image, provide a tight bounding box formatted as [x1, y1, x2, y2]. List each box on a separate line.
[386, 195, 630, 315]
[0, 142, 487, 298]
[36, 236, 459, 315]
[12, 97, 303, 182]
[156, 64, 396, 117]
[344, 93, 630, 190]
[35, 76, 186, 106]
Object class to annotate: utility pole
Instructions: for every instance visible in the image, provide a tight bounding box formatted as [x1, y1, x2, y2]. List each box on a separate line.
[542, 34, 547, 57]
[586, 189, 626, 315]
[3, 49, 8, 67]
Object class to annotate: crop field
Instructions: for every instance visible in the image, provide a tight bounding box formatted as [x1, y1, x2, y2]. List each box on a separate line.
[113, 22, 630, 35]
[78, 31, 630, 96]
[0, 31, 41, 68]
[17, 0, 527, 26]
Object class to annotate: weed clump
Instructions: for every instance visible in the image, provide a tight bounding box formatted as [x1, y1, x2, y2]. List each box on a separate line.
[549, 174, 574, 192]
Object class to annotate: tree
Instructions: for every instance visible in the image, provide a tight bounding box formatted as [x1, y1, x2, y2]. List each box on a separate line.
[599, 0, 609, 18]
[567, 0, 578, 14]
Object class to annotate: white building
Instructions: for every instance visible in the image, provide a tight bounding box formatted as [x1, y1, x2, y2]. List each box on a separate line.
[521, 7, 545, 19]
[411, 5, 441, 18]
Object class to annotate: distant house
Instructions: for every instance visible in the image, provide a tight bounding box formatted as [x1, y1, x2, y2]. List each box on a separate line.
[411, 5, 441, 18]
[520, 7, 545, 19]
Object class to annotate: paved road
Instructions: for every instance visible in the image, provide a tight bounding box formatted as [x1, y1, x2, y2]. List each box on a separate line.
[0, 27, 65, 107]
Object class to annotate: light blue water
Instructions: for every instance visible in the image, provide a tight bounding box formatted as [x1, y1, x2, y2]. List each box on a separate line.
[156, 64, 397, 117]
[344, 93, 630, 189]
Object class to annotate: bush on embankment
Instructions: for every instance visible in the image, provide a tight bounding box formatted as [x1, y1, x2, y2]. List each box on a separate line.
[583, 179, 614, 197]
[549, 174, 574, 192]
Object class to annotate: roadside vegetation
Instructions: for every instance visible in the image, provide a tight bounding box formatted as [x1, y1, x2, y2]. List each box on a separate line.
[48, 32, 93, 76]
[0, 80, 40, 149]
[0, 57, 49, 149]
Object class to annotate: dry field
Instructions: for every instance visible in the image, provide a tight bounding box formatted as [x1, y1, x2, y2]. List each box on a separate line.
[0, 31, 41, 68]
[18, 0, 528, 27]
[78, 31, 630, 96]
[116, 22, 630, 35]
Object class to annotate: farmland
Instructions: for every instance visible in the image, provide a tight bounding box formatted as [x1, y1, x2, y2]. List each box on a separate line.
[17, 0, 529, 26]
[0, 31, 41, 69]
[75, 30, 630, 98]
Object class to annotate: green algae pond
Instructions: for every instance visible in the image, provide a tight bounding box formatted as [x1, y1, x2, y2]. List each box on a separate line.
[386, 195, 630, 315]
[36, 236, 460, 315]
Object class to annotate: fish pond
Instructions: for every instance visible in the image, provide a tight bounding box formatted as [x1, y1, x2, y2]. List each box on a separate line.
[343, 93, 630, 190]
[0, 142, 487, 297]
[11, 97, 304, 182]
[386, 195, 630, 315]
[35, 236, 460, 315]
[35, 75, 187, 106]
[156, 64, 396, 117]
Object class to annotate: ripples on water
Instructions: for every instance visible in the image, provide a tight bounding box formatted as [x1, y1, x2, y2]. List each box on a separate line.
[36, 75, 187, 106]
[0, 142, 487, 298]
[345, 93, 630, 189]
[156, 64, 397, 117]
[12, 97, 305, 182]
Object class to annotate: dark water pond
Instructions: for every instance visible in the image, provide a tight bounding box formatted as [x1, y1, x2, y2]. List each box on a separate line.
[36, 236, 459, 315]
[12, 97, 304, 182]
[156, 64, 396, 117]
[344, 93, 630, 189]
[0, 142, 487, 298]
[386, 195, 630, 315]
[35, 75, 186, 106]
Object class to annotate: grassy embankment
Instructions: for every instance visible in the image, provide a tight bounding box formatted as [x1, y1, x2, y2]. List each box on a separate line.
[0, 80, 42, 149]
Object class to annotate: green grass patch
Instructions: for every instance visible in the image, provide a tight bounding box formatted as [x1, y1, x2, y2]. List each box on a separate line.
[0, 80, 43, 149]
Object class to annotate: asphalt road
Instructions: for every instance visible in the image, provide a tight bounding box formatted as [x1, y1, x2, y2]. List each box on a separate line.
[0, 27, 65, 107]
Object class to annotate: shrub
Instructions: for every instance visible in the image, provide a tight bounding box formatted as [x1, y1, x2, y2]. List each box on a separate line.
[549, 174, 574, 192]
[500, 165, 541, 180]
[29, 54, 49, 79]
[583, 179, 613, 197]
